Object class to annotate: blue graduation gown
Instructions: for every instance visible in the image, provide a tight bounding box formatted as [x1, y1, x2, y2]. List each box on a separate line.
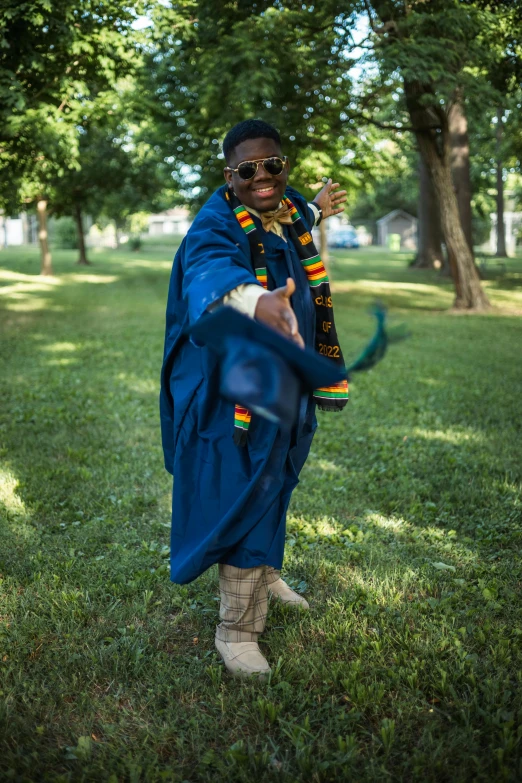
[160, 185, 318, 584]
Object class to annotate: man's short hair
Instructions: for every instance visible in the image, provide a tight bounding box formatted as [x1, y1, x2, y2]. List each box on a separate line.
[223, 120, 281, 163]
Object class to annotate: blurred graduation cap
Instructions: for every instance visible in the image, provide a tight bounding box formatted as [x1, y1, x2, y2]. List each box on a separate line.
[187, 303, 407, 432]
[188, 307, 346, 431]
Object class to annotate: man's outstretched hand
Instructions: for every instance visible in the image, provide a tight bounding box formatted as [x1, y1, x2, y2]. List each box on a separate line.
[255, 277, 305, 348]
[313, 178, 347, 219]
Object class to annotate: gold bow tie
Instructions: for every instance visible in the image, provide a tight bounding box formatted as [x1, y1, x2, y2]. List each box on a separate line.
[260, 204, 293, 233]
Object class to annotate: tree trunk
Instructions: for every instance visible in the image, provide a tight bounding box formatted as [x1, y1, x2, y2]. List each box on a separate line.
[37, 199, 53, 276]
[413, 156, 444, 268]
[448, 93, 474, 254]
[495, 107, 507, 257]
[74, 202, 90, 265]
[320, 219, 329, 268]
[417, 132, 489, 309]
[114, 220, 123, 248]
[403, 78, 489, 310]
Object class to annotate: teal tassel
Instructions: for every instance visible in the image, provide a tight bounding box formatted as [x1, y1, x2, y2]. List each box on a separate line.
[345, 304, 408, 378]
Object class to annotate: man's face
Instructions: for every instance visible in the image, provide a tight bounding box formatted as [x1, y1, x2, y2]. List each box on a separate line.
[223, 137, 290, 212]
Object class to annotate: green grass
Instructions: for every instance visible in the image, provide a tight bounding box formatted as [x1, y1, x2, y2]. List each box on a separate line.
[0, 243, 521, 782]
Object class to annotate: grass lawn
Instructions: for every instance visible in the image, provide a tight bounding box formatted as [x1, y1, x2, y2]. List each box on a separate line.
[0, 242, 521, 782]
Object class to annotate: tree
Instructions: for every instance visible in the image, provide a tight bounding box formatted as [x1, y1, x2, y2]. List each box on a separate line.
[0, 0, 142, 274]
[145, 0, 504, 309]
[465, 0, 522, 256]
[143, 1, 369, 209]
[414, 156, 444, 270]
[45, 89, 171, 264]
[448, 91, 474, 254]
[359, 1, 490, 309]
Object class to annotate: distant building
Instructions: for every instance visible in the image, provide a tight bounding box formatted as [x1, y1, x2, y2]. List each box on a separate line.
[376, 209, 418, 250]
[489, 212, 521, 256]
[148, 207, 191, 237]
[0, 212, 37, 247]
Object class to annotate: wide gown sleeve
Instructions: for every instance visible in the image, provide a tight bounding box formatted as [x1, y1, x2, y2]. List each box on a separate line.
[182, 215, 262, 325]
[209, 283, 265, 318]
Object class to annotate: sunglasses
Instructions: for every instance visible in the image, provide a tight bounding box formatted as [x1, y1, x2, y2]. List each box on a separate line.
[225, 156, 288, 181]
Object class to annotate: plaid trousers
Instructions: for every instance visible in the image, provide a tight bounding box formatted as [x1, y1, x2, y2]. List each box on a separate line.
[216, 564, 281, 642]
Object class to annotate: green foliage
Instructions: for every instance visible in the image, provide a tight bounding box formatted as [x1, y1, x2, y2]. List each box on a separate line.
[52, 217, 79, 250]
[350, 152, 419, 230]
[0, 0, 145, 212]
[128, 236, 143, 251]
[142, 1, 370, 206]
[45, 88, 172, 232]
[3, 0, 521, 252]
[0, 0, 139, 127]
[0, 244, 521, 780]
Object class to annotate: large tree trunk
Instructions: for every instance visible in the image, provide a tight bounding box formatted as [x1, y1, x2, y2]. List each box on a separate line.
[448, 93, 474, 254]
[413, 156, 444, 269]
[74, 202, 90, 265]
[495, 107, 507, 257]
[404, 80, 489, 310]
[418, 132, 489, 309]
[37, 199, 53, 276]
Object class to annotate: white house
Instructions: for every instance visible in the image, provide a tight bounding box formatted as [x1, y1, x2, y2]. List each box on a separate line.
[148, 207, 191, 237]
[377, 209, 418, 250]
[0, 212, 37, 247]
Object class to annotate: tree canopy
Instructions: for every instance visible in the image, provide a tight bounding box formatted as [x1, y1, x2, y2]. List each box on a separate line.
[1, 0, 521, 306]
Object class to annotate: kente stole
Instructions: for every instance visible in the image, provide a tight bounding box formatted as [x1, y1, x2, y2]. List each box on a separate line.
[225, 188, 348, 445]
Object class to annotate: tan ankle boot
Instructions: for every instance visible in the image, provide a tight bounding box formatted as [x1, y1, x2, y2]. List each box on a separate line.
[268, 578, 309, 609]
[215, 638, 271, 680]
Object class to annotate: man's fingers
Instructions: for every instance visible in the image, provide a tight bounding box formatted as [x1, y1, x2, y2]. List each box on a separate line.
[282, 310, 305, 347]
[293, 331, 305, 349]
[268, 278, 304, 345]
[285, 277, 296, 298]
[275, 277, 295, 299]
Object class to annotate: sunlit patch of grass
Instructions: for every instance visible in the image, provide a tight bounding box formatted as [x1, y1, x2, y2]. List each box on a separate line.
[410, 427, 486, 445]
[0, 467, 26, 516]
[42, 341, 78, 352]
[364, 511, 405, 531]
[123, 258, 173, 270]
[4, 297, 64, 312]
[63, 273, 120, 284]
[45, 357, 80, 366]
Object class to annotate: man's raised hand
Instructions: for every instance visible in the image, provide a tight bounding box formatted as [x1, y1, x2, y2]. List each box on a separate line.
[254, 277, 305, 348]
[313, 178, 347, 219]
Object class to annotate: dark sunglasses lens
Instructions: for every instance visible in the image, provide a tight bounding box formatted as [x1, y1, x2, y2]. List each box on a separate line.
[237, 162, 257, 180]
[263, 157, 284, 175]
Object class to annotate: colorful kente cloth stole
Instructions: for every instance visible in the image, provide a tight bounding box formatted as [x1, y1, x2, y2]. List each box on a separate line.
[225, 188, 348, 445]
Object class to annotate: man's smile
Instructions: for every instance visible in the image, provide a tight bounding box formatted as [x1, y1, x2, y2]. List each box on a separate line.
[252, 185, 276, 197]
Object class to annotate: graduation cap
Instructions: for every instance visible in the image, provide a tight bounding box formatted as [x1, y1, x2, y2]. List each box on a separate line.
[188, 307, 346, 431]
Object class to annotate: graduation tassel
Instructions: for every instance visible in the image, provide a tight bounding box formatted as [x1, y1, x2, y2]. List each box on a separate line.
[345, 304, 409, 378]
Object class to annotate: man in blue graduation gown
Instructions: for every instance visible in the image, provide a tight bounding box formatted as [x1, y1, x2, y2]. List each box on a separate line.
[160, 119, 347, 678]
